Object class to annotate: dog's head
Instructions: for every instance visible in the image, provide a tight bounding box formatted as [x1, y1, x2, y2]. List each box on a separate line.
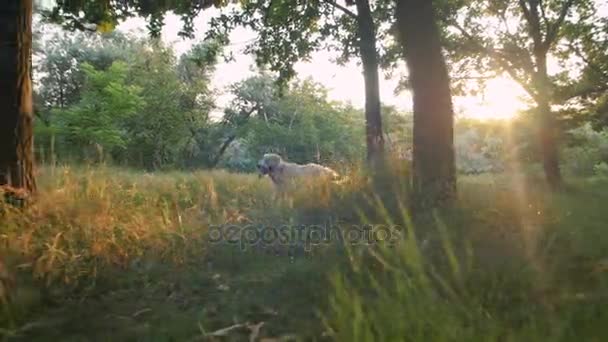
[257, 153, 283, 177]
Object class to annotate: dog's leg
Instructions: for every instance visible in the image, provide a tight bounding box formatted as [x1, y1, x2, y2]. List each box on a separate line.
[271, 180, 285, 202]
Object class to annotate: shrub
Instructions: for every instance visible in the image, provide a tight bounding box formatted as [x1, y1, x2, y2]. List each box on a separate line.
[593, 162, 608, 178]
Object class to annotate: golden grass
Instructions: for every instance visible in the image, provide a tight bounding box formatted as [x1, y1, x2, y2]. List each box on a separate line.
[2, 162, 608, 340]
[1, 165, 278, 288]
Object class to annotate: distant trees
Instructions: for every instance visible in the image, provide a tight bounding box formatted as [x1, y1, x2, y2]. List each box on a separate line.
[1, 0, 221, 194]
[52, 62, 144, 161]
[35, 32, 220, 170]
[121, 41, 217, 170]
[562, 124, 608, 177]
[210, 74, 368, 171]
[557, 5, 608, 129]
[212, 0, 391, 166]
[33, 27, 370, 171]
[34, 30, 135, 117]
[454, 122, 505, 174]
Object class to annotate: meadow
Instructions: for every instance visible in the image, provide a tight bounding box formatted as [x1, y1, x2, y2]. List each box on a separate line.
[1, 163, 608, 341]
[1, 0, 606, 340]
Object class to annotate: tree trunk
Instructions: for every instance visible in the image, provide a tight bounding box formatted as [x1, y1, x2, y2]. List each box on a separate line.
[534, 52, 562, 189]
[210, 106, 258, 168]
[210, 134, 237, 168]
[395, 0, 456, 207]
[0, 0, 36, 194]
[355, 0, 384, 167]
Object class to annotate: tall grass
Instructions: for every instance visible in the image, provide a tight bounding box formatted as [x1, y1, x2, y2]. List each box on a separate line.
[0, 165, 282, 293]
[2, 163, 608, 340]
[324, 175, 608, 341]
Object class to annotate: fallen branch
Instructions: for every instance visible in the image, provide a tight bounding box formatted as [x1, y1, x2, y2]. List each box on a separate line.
[206, 323, 247, 337]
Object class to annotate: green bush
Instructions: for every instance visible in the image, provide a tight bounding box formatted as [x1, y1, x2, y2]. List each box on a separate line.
[594, 161, 608, 177]
[563, 124, 608, 176]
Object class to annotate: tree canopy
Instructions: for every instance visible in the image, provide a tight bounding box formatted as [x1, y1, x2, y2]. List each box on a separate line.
[42, 0, 226, 37]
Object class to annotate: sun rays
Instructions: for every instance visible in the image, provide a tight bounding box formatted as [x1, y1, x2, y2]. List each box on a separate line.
[456, 76, 530, 121]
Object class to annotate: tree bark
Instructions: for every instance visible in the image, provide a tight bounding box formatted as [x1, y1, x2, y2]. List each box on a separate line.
[534, 51, 562, 189]
[0, 0, 36, 194]
[396, 0, 456, 207]
[354, 0, 385, 167]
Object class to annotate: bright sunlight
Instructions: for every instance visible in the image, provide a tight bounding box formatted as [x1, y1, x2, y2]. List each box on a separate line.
[456, 76, 529, 121]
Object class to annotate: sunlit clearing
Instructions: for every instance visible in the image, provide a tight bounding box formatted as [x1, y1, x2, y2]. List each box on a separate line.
[458, 76, 529, 121]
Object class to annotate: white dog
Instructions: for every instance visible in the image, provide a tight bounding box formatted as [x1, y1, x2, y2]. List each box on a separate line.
[257, 153, 340, 190]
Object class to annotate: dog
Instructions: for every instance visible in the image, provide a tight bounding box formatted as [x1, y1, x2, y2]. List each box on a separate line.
[256, 153, 340, 191]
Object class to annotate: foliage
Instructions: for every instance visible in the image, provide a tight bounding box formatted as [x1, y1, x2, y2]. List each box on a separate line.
[440, 0, 599, 116]
[207, 0, 396, 86]
[34, 28, 134, 123]
[34, 31, 88, 112]
[436, 0, 606, 187]
[455, 127, 503, 174]
[32, 27, 145, 167]
[34, 30, 220, 170]
[594, 162, 608, 178]
[555, 7, 608, 128]
[35, 23, 579, 178]
[215, 74, 367, 171]
[383, 104, 413, 158]
[452, 119, 508, 174]
[119, 41, 215, 170]
[562, 123, 608, 176]
[33, 25, 377, 171]
[52, 62, 144, 160]
[209, 0, 328, 85]
[41, 0, 224, 38]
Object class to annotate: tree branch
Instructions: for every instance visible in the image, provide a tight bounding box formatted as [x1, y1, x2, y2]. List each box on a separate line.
[502, 66, 539, 102]
[452, 75, 499, 80]
[565, 84, 608, 100]
[324, 0, 358, 20]
[518, 0, 543, 49]
[450, 21, 539, 101]
[569, 42, 608, 80]
[538, 0, 550, 32]
[544, 0, 575, 48]
[58, 14, 97, 32]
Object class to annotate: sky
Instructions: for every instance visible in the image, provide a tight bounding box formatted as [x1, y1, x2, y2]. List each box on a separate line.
[40, 0, 608, 121]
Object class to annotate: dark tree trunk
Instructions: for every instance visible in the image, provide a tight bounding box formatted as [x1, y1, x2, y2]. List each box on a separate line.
[355, 0, 385, 167]
[0, 0, 36, 194]
[210, 106, 258, 167]
[534, 52, 562, 189]
[210, 134, 237, 168]
[396, 0, 456, 207]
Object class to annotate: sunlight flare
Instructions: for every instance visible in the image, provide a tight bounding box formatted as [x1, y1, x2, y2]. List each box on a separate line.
[457, 76, 530, 121]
